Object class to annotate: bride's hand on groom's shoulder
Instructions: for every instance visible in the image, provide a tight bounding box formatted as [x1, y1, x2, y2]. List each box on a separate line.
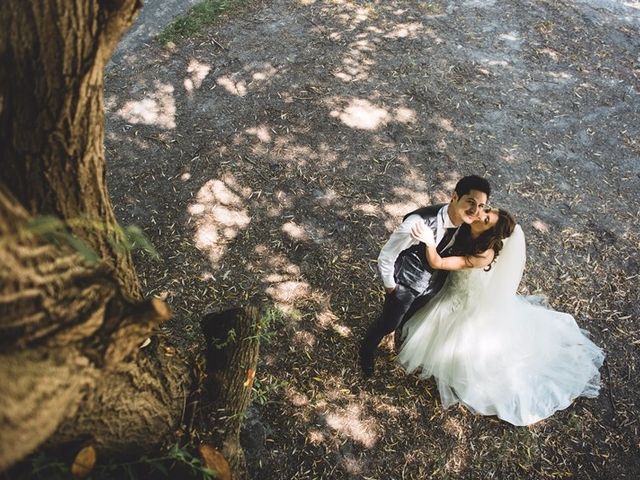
[411, 222, 435, 246]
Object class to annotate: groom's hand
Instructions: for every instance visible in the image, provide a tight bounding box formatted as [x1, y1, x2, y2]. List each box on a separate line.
[385, 286, 396, 294]
[411, 221, 436, 246]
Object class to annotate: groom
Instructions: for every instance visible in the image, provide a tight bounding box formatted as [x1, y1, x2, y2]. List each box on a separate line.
[359, 175, 491, 377]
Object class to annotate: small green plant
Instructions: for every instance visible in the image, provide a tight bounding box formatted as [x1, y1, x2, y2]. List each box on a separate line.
[211, 327, 237, 349]
[1, 214, 160, 264]
[20, 443, 215, 479]
[26, 452, 68, 479]
[163, 443, 217, 479]
[245, 307, 288, 345]
[252, 375, 288, 406]
[91, 443, 216, 479]
[159, 0, 244, 45]
[100, 443, 217, 479]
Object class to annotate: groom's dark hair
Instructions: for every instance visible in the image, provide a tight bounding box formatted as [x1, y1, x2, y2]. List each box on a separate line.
[455, 175, 491, 198]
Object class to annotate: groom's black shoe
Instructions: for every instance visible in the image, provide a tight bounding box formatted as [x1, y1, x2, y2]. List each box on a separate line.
[359, 344, 375, 378]
[360, 358, 374, 378]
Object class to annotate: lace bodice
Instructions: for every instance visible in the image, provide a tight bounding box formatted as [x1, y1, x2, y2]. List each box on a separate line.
[446, 268, 491, 299]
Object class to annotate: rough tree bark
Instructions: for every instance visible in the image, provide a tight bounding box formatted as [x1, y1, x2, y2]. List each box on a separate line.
[0, 0, 143, 298]
[0, 1, 258, 476]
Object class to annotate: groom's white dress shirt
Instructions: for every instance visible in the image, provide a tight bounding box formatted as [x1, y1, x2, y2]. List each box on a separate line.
[378, 205, 458, 290]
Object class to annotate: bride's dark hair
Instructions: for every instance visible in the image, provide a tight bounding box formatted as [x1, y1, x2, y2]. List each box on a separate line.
[454, 209, 516, 269]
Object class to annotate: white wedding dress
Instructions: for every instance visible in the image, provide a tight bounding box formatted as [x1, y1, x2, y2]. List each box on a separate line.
[397, 225, 604, 426]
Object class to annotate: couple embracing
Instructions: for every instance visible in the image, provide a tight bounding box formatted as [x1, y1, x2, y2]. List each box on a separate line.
[360, 175, 604, 426]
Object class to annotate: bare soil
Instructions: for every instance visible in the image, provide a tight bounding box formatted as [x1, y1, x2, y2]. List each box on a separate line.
[105, 0, 640, 478]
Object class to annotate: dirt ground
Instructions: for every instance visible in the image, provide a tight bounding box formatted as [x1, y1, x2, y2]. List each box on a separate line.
[104, 0, 640, 478]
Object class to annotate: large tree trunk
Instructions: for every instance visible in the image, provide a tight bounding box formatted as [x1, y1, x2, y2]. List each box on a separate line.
[0, 184, 193, 471]
[0, 0, 143, 298]
[0, 0, 192, 471]
[0, 2, 258, 476]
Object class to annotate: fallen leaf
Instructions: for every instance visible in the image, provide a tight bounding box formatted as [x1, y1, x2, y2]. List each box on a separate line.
[199, 444, 231, 480]
[71, 445, 96, 479]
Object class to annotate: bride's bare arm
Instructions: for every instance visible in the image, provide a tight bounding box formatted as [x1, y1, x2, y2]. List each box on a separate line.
[409, 220, 495, 270]
[424, 245, 495, 271]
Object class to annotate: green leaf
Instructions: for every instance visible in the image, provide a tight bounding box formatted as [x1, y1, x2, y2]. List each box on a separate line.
[168, 443, 187, 461]
[62, 233, 99, 264]
[27, 215, 65, 235]
[106, 230, 129, 255]
[202, 467, 217, 479]
[124, 464, 136, 480]
[151, 461, 169, 476]
[125, 225, 160, 259]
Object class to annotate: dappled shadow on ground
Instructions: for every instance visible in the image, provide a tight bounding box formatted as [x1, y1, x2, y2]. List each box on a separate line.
[105, 0, 640, 478]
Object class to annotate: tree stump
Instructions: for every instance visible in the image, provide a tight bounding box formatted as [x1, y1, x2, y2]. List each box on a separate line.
[201, 307, 261, 480]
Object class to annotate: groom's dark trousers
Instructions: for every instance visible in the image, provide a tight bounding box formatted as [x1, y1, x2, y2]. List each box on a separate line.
[360, 209, 456, 376]
[360, 283, 435, 367]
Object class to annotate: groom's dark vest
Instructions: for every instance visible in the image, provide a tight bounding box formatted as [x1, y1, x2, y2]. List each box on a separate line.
[393, 204, 451, 297]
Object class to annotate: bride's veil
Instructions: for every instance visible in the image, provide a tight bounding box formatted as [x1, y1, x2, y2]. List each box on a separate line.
[482, 224, 526, 298]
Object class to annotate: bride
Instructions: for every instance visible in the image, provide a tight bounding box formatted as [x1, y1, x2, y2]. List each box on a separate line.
[398, 208, 604, 426]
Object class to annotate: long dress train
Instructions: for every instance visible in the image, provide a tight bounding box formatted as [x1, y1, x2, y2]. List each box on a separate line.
[397, 225, 604, 426]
